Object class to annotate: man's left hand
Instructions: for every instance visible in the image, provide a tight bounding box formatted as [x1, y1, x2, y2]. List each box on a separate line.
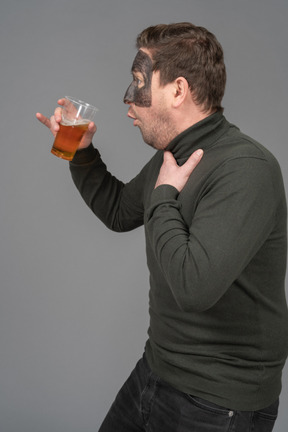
[155, 149, 203, 192]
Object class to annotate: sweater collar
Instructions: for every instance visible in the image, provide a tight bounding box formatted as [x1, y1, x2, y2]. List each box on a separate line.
[166, 111, 230, 162]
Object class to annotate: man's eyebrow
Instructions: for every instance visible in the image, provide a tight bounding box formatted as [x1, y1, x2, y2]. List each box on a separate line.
[131, 68, 143, 75]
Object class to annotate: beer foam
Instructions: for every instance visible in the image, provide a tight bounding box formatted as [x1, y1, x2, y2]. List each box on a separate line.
[61, 118, 90, 126]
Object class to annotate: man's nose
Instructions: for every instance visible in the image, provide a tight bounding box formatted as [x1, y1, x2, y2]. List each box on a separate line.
[123, 83, 135, 104]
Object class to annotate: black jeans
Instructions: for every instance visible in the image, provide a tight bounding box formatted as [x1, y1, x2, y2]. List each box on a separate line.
[98, 355, 279, 432]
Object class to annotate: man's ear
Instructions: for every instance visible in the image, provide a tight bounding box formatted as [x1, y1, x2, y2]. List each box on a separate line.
[172, 77, 189, 107]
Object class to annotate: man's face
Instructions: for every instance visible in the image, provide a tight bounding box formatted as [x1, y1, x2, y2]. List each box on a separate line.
[124, 49, 178, 150]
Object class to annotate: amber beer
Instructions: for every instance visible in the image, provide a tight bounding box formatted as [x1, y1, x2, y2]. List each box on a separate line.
[51, 119, 90, 161]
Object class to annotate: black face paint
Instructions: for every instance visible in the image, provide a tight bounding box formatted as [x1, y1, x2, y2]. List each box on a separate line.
[123, 50, 153, 107]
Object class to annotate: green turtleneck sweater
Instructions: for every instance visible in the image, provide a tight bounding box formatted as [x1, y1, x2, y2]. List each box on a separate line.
[70, 112, 288, 411]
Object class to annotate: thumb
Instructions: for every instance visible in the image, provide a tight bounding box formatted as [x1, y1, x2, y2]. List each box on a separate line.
[163, 150, 177, 165]
[78, 121, 97, 149]
[181, 149, 203, 175]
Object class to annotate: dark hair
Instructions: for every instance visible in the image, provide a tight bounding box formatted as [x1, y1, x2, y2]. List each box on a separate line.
[136, 22, 226, 113]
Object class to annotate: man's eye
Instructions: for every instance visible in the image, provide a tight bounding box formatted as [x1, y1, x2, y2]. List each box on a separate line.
[134, 77, 144, 88]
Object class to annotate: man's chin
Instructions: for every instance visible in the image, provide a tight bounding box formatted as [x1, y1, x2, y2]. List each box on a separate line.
[138, 129, 156, 149]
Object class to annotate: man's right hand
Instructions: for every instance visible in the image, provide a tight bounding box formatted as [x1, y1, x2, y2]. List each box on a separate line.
[36, 98, 97, 150]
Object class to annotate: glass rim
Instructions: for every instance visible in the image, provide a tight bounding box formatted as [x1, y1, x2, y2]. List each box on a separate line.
[65, 95, 98, 112]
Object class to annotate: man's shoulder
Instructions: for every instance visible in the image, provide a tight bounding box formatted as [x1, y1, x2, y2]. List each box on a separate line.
[214, 122, 279, 168]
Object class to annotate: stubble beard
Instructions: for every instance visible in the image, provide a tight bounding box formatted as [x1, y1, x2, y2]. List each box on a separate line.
[138, 113, 178, 150]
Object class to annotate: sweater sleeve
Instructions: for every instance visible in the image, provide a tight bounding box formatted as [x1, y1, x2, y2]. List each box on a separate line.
[69, 145, 145, 232]
[146, 156, 277, 312]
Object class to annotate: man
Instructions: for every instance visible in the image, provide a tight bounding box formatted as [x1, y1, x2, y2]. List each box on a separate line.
[36, 22, 288, 432]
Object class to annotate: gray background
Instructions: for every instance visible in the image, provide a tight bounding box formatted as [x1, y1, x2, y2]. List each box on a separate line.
[0, 0, 287, 430]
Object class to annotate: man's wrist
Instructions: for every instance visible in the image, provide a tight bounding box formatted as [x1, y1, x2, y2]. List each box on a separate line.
[70, 143, 99, 165]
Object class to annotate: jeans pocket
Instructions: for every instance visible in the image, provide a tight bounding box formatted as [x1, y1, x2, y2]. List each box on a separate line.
[182, 395, 234, 432]
[186, 395, 234, 416]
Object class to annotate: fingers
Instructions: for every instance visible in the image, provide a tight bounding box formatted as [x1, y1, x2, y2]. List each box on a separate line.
[83, 121, 97, 141]
[35, 108, 62, 137]
[182, 149, 203, 175]
[36, 98, 64, 127]
[155, 149, 203, 191]
[36, 112, 51, 128]
[88, 121, 97, 134]
[163, 149, 203, 174]
[54, 107, 63, 123]
[78, 121, 97, 150]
